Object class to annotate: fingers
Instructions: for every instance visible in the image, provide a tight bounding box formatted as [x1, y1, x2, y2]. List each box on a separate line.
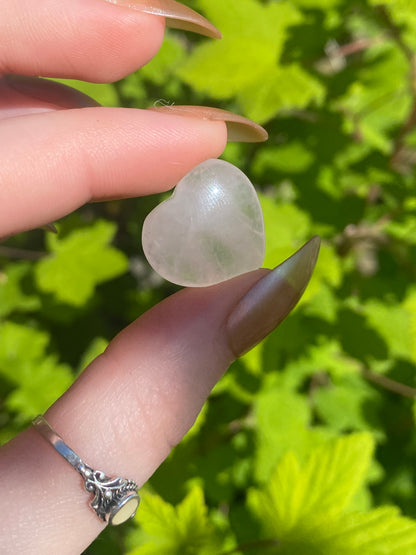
[0, 0, 221, 83]
[0, 75, 100, 120]
[0, 271, 263, 554]
[0, 238, 320, 555]
[0, 0, 165, 82]
[0, 107, 227, 236]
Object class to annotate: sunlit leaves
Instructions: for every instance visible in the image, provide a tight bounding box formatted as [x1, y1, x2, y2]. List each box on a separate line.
[3, 0, 416, 553]
[0, 263, 40, 317]
[253, 142, 314, 175]
[126, 487, 220, 555]
[180, 0, 323, 123]
[403, 288, 416, 363]
[35, 220, 128, 306]
[259, 194, 311, 268]
[336, 46, 410, 153]
[369, 0, 416, 50]
[313, 372, 384, 437]
[363, 299, 414, 362]
[248, 434, 378, 549]
[238, 64, 325, 123]
[53, 79, 119, 106]
[323, 506, 416, 554]
[253, 388, 331, 482]
[140, 33, 186, 87]
[0, 322, 72, 419]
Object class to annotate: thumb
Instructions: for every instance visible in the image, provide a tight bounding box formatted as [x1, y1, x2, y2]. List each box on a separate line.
[0, 238, 319, 555]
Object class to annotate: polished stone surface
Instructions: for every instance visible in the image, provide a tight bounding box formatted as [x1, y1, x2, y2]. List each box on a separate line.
[142, 159, 265, 286]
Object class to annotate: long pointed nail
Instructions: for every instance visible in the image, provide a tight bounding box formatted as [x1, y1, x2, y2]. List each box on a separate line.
[149, 105, 268, 143]
[226, 236, 321, 357]
[40, 223, 58, 234]
[103, 0, 221, 39]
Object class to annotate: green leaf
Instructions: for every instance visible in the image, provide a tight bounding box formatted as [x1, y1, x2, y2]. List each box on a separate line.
[303, 242, 342, 302]
[363, 299, 414, 362]
[336, 46, 411, 153]
[239, 64, 324, 123]
[280, 339, 361, 390]
[368, 1, 416, 49]
[253, 388, 332, 482]
[5, 355, 73, 417]
[77, 336, 109, 373]
[0, 322, 73, 419]
[404, 288, 416, 364]
[248, 434, 416, 553]
[313, 373, 385, 439]
[292, 0, 341, 6]
[0, 322, 48, 370]
[0, 262, 40, 317]
[303, 282, 338, 322]
[140, 32, 186, 86]
[35, 220, 128, 306]
[259, 193, 341, 304]
[248, 433, 375, 537]
[197, 0, 302, 40]
[52, 79, 119, 106]
[259, 194, 311, 269]
[386, 215, 416, 244]
[126, 486, 220, 555]
[316, 507, 416, 554]
[253, 142, 314, 175]
[180, 0, 322, 123]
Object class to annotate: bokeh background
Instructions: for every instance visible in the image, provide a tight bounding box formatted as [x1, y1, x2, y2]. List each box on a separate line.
[2, 0, 416, 553]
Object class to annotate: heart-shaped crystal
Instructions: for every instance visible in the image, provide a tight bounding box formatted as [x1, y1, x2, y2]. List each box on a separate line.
[142, 159, 265, 287]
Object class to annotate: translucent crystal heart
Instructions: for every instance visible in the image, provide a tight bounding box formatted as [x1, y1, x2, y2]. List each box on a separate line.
[142, 159, 265, 287]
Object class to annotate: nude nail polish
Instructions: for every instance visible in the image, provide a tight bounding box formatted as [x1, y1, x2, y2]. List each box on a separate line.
[102, 0, 221, 38]
[226, 236, 321, 357]
[40, 223, 58, 234]
[149, 105, 268, 143]
[3, 75, 100, 111]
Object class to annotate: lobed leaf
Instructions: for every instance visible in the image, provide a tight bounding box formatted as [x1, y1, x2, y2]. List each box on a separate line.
[126, 486, 220, 554]
[35, 220, 128, 306]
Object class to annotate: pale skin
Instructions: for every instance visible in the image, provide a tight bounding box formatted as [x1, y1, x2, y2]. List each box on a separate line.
[0, 1, 301, 553]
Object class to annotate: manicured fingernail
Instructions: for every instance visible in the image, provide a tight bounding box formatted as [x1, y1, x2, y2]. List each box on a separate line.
[149, 105, 268, 142]
[4, 75, 99, 110]
[103, 0, 221, 38]
[226, 236, 321, 357]
[40, 223, 58, 234]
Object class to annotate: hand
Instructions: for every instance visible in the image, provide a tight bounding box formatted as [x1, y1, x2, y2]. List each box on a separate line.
[0, 1, 319, 553]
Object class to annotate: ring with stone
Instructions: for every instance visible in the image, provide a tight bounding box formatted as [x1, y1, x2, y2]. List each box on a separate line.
[32, 415, 140, 526]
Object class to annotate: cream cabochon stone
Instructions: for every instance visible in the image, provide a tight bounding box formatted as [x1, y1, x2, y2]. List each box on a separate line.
[142, 159, 265, 287]
[109, 495, 140, 526]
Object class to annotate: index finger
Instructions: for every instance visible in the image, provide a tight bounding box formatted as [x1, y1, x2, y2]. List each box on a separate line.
[0, 107, 227, 236]
[0, 0, 220, 82]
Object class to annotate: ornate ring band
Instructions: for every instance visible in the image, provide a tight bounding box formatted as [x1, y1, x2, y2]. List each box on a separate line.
[32, 415, 140, 526]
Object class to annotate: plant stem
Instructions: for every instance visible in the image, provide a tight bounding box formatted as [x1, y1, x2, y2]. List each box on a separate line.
[362, 367, 416, 399]
[0, 246, 44, 260]
[378, 6, 416, 171]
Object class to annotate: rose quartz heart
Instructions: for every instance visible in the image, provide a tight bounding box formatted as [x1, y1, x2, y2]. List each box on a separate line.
[142, 159, 265, 287]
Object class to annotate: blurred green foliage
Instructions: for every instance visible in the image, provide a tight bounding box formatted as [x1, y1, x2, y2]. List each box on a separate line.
[2, 0, 416, 552]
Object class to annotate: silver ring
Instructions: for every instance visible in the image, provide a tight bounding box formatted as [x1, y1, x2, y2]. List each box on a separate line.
[32, 415, 140, 526]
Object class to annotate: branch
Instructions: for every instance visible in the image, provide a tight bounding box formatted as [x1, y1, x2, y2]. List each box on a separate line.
[362, 367, 416, 399]
[377, 6, 416, 171]
[327, 36, 382, 59]
[0, 246, 44, 260]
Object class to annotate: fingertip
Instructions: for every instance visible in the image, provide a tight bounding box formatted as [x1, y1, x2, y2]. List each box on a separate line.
[0, 0, 166, 82]
[0, 107, 228, 236]
[76, 6, 166, 83]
